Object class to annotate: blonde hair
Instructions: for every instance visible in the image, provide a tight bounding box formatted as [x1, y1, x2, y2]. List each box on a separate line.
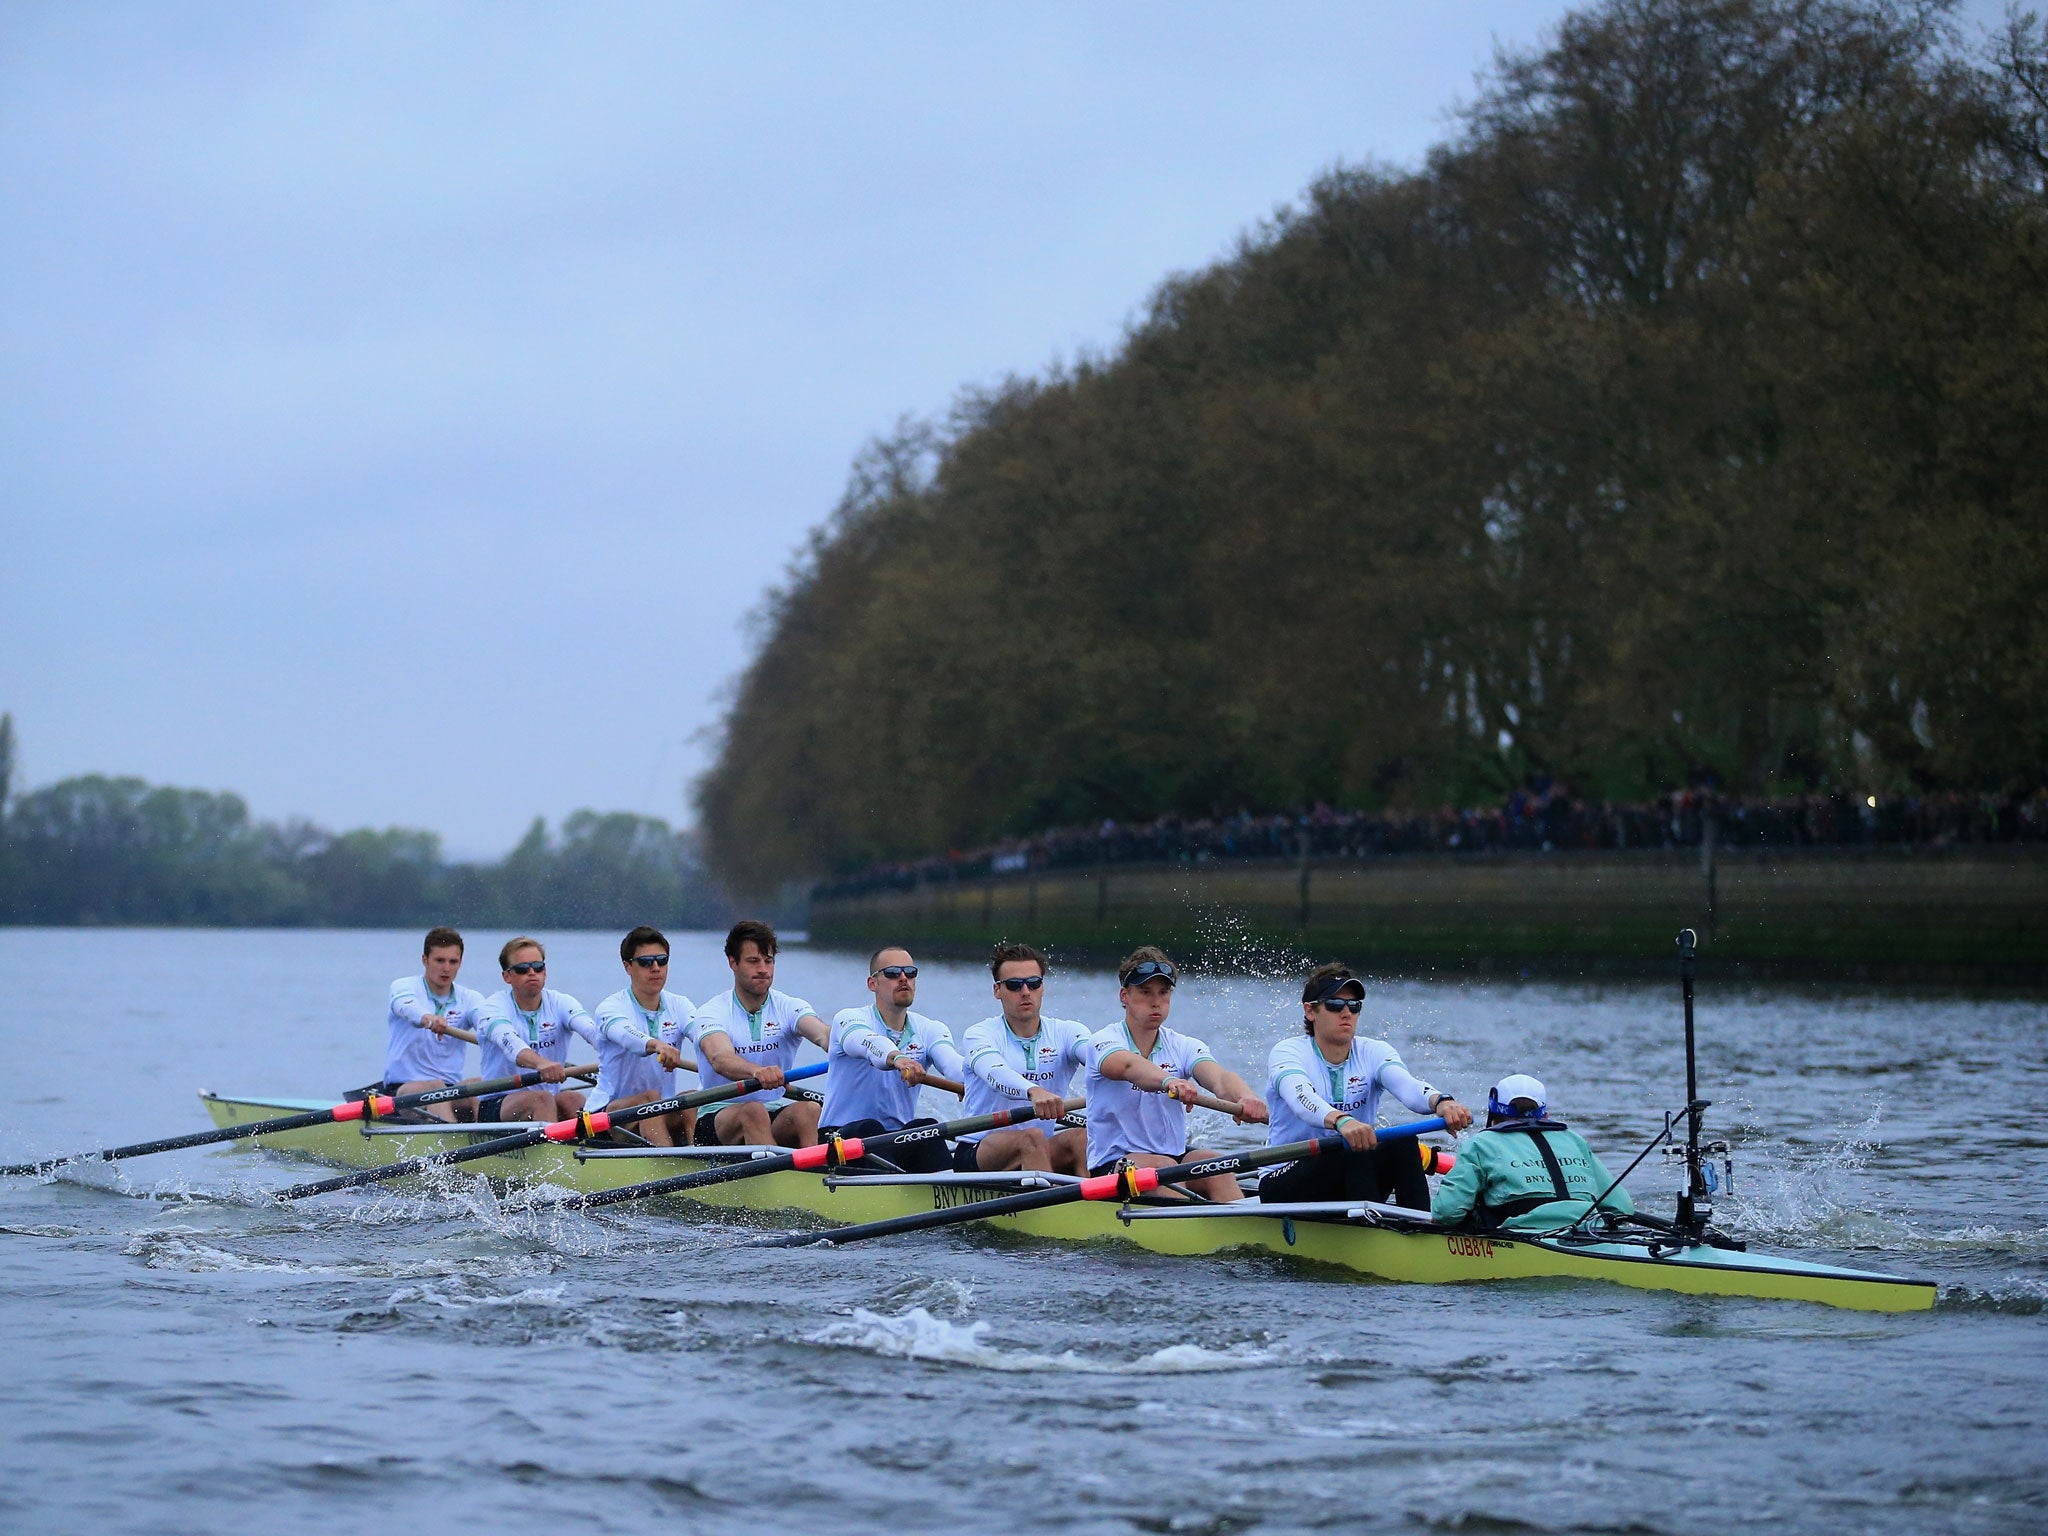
[498, 936, 545, 969]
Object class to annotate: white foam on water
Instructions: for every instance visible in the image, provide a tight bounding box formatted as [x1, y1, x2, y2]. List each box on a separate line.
[805, 1306, 1277, 1373]
[121, 1227, 558, 1281]
[386, 1280, 568, 1311]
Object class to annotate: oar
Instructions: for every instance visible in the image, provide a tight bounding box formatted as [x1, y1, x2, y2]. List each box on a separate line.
[0, 1065, 596, 1178]
[759, 1115, 1449, 1249]
[275, 1062, 828, 1201]
[555, 1094, 1088, 1212]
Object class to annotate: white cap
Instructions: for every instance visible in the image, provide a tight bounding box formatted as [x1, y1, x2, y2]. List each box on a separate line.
[1488, 1074, 1548, 1119]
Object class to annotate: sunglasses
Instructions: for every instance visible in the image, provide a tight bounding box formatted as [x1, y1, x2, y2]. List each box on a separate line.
[507, 960, 547, 975]
[1121, 961, 1177, 988]
[997, 976, 1045, 993]
[629, 954, 670, 969]
[872, 965, 919, 980]
[1318, 996, 1365, 1014]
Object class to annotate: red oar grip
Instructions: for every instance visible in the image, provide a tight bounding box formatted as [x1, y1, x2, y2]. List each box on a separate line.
[1079, 1166, 1158, 1201]
[332, 1095, 396, 1123]
[792, 1136, 863, 1171]
[543, 1110, 609, 1143]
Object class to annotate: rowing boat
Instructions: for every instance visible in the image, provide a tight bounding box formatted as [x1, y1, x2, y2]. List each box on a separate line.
[196, 1090, 1937, 1312]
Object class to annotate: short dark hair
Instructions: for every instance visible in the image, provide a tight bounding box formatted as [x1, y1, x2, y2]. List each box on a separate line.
[423, 926, 463, 957]
[1301, 962, 1363, 1004]
[868, 943, 912, 972]
[1118, 944, 1175, 986]
[621, 925, 669, 961]
[989, 941, 1047, 979]
[725, 919, 778, 960]
[1300, 962, 1363, 1030]
[499, 936, 545, 969]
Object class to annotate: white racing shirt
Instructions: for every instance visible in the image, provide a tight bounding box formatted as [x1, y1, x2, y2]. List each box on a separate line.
[687, 988, 818, 1106]
[588, 987, 699, 1112]
[820, 1007, 968, 1130]
[1264, 1032, 1440, 1167]
[957, 1015, 1092, 1144]
[474, 988, 603, 1084]
[1083, 1022, 1218, 1169]
[383, 975, 485, 1086]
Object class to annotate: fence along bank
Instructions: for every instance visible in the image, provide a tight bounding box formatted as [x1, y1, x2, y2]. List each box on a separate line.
[806, 842, 2048, 982]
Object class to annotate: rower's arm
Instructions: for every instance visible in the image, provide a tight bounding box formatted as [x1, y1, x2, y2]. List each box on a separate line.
[1190, 1059, 1245, 1099]
[1096, 1047, 1167, 1090]
[694, 1028, 754, 1082]
[1191, 1060, 1268, 1123]
[967, 1042, 1034, 1098]
[599, 1015, 647, 1053]
[564, 1006, 605, 1049]
[838, 1017, 896, 1069]
[1272, 1066, 1339, 1126]
[1375, 1058, 1442, 1118]
[927, 1035, 968, 1084]
[797, 1013, 831, 1050]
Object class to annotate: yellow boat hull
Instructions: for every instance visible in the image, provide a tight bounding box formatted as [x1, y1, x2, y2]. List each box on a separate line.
[200, 1092, 1938, 1313]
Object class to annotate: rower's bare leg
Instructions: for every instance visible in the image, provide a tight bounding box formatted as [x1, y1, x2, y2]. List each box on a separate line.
[1123, 1149, 1244, 1202]
[1179, 1147, 1244, 1202]
[499, 1088, 555, 1122]
[1047, 1126, 1089, 1175]
[554, 1089, 586, 1116]
[452, 1078, 480, 1122]
[971, 1127, 1053, 1171]
[772, 1100, 821, 1148]
[395, 1079, 456, 1123]
[716, 1102, 775, 1145]
[606, 1090, 683, 1146]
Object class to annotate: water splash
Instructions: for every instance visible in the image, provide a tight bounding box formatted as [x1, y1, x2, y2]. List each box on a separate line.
[1718, 1099, 1892, 1244]
[805, 1306, 1277, 1373]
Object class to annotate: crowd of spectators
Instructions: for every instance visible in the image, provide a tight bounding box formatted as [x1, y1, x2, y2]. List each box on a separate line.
[812, 783, 2048, 900]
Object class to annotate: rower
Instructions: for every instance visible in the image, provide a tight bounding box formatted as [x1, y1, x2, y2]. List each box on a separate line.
[474, 938, 602, 1122]
[380, 926, 484, 1122]
[1083, 946, 1268, 1201]
[590, 925, 697, 1146]
[1430, 1074, 1636, 1232]
[686, 920, 829, 1149]
[817, 945, 967, 1174]
[955, 941, 1091, 1175]
[1259, 962, 1471, 1209]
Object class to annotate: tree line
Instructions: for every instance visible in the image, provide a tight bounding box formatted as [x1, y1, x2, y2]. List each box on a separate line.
[698, 0, 2048, 898]
[0, 716, 731, 929]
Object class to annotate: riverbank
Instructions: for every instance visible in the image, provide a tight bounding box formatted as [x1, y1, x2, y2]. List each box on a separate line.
[807, 843, 2048, 984]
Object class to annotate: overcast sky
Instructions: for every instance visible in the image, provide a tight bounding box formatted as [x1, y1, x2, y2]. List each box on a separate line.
[1, 2, 2011, 857]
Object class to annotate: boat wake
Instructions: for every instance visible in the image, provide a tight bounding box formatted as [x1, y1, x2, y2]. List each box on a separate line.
[805, 1306, 1278, 1373]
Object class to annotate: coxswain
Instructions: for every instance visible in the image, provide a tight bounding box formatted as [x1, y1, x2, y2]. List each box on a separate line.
[817, 945, 968, 1174]
[1083, 946, 1268, 1200]
[380, 926, 484, 1122]
[473, 938, 602, 1122]
[687, 920, 829, 1148]
[1258, 962, 1471, 1209]
[589, 926, 697, 1146]
[955, 941, 1091, 1175]
[1430, 1074, 1636, 1232]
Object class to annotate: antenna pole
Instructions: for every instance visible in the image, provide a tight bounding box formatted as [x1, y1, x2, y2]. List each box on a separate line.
[1676, 927, 1710, 1235]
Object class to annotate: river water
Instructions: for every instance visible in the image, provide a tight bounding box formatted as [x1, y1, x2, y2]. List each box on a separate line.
[1, 927, 2043, 1535]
